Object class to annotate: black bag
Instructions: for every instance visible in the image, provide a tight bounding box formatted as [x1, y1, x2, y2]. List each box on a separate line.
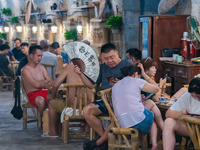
[11, 77, 23, 120]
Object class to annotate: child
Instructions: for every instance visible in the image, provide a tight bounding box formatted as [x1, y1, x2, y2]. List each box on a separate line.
[112, 64, 160, 150]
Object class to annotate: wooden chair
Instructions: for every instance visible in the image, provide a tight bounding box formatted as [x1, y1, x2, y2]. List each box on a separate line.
[20, 80, 42, 129]
[179, 115, 200, 150]
[10, 61, 19, 76]
[62, 83, 95, 143]
[0, 76, 14, 91]
[100, 88, 148, 150]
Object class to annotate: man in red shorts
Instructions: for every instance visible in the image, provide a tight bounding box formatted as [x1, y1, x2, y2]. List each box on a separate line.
[21, 45, 53, 113]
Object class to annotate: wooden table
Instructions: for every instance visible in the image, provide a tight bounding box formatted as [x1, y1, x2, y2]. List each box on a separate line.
[156, 101, 171, 112]
[163, 61, 200, 94]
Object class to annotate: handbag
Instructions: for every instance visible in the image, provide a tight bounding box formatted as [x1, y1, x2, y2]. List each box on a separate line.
[11, 77, 23, 120]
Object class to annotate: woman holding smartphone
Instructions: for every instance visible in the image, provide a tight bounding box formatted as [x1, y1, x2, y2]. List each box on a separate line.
[112, 64, 161, 150]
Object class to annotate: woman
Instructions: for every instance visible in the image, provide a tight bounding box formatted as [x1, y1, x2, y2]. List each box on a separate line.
[141, 57, 187, 102]
[112, 64, 160, 150]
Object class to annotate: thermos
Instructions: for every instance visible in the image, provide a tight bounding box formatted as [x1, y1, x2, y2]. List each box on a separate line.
[181, 32, 189, 60]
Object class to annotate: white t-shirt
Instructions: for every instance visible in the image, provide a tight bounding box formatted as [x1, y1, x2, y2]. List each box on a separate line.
[112, 76, 146, 128]
[170, 91, 200, 114]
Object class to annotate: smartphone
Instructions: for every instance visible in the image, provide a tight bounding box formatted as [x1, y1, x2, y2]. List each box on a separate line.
[186, 113, 200, 116]
[107, 75, 115, 82]
[143, 93, 154, 100]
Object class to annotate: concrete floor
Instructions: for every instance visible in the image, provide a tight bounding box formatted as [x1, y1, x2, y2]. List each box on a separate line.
[0, 91, 195, 150]
[0, 91, 85, 150]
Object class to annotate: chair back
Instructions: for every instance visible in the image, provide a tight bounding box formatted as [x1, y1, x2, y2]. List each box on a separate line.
[64, 83, 95, 119]
[100, 88, 138, 147]
[100, 88, 120, 127]
[20, 79, 29, 101]
[11, 61, 19, 76]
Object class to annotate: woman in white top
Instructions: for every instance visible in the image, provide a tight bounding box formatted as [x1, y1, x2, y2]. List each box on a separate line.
[112, 63, 160, 150]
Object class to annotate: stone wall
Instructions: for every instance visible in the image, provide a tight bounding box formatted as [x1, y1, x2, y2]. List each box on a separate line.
[0, 0, 198, 58]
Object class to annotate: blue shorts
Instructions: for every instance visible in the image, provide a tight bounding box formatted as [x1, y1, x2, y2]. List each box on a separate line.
[130, 109, 154, 135]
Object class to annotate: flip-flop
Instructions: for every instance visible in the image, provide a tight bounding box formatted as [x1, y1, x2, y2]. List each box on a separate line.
[41, 132, 59, 138]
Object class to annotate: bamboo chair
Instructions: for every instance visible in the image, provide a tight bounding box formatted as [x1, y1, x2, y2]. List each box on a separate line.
[0, 70, 14, 91]
[10, 61, 19, 76]
[20, 80, 42, 129]
[62, 83, 95, 143]
[100, 88, 148, 150]
[179, 115, 200, 150]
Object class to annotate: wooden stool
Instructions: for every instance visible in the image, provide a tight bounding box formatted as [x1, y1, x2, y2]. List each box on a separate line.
[22, 102, 42, 129]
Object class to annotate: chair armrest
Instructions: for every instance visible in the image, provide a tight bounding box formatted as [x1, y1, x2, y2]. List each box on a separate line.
[179, 115, 200, 125]
[109, 127, 138, 135]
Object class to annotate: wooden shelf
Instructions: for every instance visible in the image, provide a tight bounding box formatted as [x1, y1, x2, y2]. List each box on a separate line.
[31, 12, 46, 16]
[75, 5, 95, 9]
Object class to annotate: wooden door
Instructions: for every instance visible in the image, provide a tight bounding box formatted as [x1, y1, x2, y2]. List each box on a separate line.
[153, 15, 188, 81]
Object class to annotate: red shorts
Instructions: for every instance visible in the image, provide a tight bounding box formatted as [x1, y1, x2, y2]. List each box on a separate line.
[27, 89, 48, 107]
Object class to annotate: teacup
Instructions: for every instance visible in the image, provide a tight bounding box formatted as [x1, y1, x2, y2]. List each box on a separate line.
[159, 97, 167, 102]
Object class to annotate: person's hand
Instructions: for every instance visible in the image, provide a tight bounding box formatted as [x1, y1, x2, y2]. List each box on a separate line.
[137, 63, 145, 76]
[47, 93, 54, 101]
[183, 109, 190, 115]
[74, 65, 82, 75]
[159, 78, 167, 89]
[141, 94, 145, 101]
[41, 80, 48, 88]
[109, 78, 119, 87]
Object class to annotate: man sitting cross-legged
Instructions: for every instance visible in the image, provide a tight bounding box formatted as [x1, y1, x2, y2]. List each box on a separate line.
[82, 43, 132, 150]
[21, 45, 53, 113]
[45, 64, 94, 137]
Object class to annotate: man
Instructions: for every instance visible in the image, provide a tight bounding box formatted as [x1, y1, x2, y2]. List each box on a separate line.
[83, 43, 132, 149]
[12, 38, 26, 61]
[40, 39, 58, 80]
[126, 48, 142, 64]
[163, 77, 200, 150]
[0, 44, 14, 78]
[44, 64, 93, 137]
[51, 42, 69, 64]
[16, 43, 29, 76]
[21, 45, 52, 113]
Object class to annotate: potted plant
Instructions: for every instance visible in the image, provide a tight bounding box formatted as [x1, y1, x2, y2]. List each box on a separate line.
[106, 16, 123, 33]
[1, 8, 12, 16]
[0, 33, 7, 40]
[64, 29, 78, 41]
[11, 16, 19, 24]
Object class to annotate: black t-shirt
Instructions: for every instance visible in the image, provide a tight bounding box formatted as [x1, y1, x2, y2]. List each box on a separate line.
[12, 47, 26, 61]
[0, 54, 14, 77]
[16, 56, 28, 76]
[96, 59, 132, 90]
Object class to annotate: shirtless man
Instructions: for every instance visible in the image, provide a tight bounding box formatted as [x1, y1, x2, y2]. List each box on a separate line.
[45, 64, 93, 137]
[21, 45, 53, 113]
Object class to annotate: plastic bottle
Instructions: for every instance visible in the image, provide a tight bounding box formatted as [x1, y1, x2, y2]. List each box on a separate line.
[181, 32, 189, 60]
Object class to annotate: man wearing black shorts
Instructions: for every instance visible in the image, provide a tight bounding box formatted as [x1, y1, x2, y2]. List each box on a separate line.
[82, 43, 132, 150]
